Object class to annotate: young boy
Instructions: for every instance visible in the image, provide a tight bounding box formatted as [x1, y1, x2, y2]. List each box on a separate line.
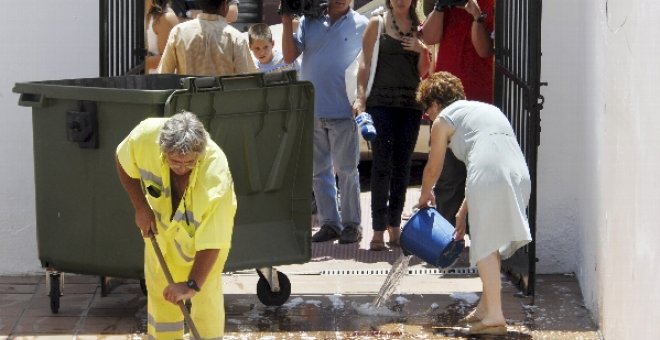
[248, 23, 299, 74]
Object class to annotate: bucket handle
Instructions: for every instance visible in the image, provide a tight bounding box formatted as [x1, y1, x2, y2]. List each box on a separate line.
[18, 93, 45, 108]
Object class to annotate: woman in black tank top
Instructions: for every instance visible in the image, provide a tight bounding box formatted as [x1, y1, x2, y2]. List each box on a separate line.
[352, 0, 432, 251]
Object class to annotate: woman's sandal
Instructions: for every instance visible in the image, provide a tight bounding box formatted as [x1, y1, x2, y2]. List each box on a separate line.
[466, 321, 508, 335]
[457, 312, 481, 325]
[387, 226, 401, 247]
[369, 240, 387, 251]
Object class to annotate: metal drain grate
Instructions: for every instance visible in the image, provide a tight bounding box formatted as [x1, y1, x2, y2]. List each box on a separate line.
[320, 267, 477, 276]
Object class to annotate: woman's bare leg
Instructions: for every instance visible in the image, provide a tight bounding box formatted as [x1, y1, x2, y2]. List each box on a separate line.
[475, 251, 506, 326]
[371, 230, 385, 243]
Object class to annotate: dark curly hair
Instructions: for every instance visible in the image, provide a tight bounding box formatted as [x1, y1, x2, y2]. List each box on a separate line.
[416, 71, 466, 110]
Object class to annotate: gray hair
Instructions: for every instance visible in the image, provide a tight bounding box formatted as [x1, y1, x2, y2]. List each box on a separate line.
[159, 111, 208, 155]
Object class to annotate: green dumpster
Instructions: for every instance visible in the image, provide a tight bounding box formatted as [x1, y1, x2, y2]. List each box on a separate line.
[13, 72, 314, 311]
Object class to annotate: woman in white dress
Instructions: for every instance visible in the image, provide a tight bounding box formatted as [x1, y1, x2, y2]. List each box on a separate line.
[145, 0, 180, 74]
[416, 71, 532, 335]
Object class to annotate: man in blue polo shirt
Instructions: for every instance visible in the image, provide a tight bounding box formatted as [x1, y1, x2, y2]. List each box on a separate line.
[281, 1, 368, 244]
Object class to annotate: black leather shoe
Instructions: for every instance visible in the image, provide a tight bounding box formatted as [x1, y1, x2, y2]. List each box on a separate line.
[339, 225, 362, 244]
[312, 225, 339, 242]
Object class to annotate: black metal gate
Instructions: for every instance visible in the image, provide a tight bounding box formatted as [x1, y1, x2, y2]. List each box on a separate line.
[100, 0, 145, 76]
[494, 0, 545, 295]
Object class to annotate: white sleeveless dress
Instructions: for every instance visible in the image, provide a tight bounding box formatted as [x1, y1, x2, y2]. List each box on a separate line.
[440, 100, 532, 266]
[146, 16, 159, 74]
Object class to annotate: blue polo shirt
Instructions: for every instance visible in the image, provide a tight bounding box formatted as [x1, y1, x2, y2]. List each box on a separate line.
[295, 10, 368, 119]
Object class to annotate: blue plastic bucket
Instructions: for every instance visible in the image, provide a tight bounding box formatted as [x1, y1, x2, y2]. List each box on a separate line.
[400, 207, 465, 268]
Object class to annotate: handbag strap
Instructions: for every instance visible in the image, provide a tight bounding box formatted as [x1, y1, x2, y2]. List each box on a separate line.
[377, 14, 383, 37]
[365, 14, 383, 99]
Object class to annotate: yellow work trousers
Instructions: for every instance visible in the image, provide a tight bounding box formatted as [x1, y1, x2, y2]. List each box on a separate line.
[144, 240, 227, 340]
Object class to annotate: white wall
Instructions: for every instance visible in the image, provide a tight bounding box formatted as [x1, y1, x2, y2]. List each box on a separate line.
[536, 0, 593, 274]
[598, 1, 660, 338]
[540, 0, 606, 315]
[541, 0, 660, 338]
[0, 1, 99, 274]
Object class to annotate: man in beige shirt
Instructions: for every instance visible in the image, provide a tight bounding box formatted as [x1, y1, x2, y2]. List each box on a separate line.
[158, 0, 257, 76]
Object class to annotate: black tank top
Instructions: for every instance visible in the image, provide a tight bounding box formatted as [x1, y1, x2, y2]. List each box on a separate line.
[366, 33, 422, 110]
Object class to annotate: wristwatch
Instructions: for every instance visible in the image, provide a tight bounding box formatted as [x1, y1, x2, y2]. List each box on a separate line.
[474, 12, 487, 23]
[186, 279, 201, 292]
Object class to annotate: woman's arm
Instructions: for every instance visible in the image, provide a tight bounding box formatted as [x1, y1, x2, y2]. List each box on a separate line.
[402, 33, 432, 77]
[352, 16, 380, 114]
[418, 118, 454, 207]
[417, 43, 431, 77]
[155, 11, 180, 54]
[147, 11, 180, 73]
[454, 198, 468, 239]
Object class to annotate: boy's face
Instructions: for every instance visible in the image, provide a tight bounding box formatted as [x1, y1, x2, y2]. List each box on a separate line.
[250, 39, 275, 64]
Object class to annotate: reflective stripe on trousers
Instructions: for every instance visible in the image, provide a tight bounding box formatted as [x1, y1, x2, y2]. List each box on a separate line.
[148, 313, 184, 334]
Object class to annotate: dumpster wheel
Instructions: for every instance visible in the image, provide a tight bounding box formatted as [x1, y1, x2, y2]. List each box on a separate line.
[48, 272, 62, 314]
[256, 269, 291, 306]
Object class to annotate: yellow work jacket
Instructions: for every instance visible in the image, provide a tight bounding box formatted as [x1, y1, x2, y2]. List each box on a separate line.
[116, 118, 236, 269]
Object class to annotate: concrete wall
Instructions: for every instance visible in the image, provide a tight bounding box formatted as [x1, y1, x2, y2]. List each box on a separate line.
[0, 1, 99, 273]
[540, 0, 660, 338]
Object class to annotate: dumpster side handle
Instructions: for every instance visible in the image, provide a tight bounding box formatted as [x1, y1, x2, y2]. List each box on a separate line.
[18, 92, 45, 108]
[164, 89, 189, 116]
[190, 77, 217, 89]
[164, 77, 223, 116]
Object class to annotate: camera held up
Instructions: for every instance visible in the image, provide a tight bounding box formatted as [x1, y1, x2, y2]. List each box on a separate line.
[434, 0, 468, 12]
[279, 0, 328, 18]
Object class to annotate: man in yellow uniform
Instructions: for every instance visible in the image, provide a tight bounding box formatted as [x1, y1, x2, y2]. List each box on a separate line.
[116, 111, 236, 339]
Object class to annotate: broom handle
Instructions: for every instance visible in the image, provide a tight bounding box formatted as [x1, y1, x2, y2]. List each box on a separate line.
[149, 233, 202, 340]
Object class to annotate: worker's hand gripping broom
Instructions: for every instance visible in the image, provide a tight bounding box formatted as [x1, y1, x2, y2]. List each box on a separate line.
[149, 232, 202, 340]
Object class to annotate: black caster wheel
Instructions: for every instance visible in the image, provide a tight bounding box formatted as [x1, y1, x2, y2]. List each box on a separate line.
[49, 273, 61, 314]
[256, 271, 291, 306]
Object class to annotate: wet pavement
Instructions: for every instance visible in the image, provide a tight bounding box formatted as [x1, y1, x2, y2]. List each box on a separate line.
[0, 189, 601, 339]
[0, 270, 600, 339]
